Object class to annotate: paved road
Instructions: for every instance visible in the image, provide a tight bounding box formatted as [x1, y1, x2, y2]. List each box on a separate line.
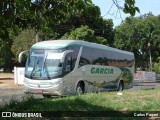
[129, 82, 160, 90]
[0, 88, 43, 106]
[0, 82, 160, 106]
[0, 88, 22, 106]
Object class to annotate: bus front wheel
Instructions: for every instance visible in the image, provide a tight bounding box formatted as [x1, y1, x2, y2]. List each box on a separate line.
[76, 82, 84, 95]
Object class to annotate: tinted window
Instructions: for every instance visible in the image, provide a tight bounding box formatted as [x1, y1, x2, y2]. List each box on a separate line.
[79, 47, 92, 67]
[78, 46, 134, 67]
[67, 46, 80, 69]
[92, 49, 109, 65]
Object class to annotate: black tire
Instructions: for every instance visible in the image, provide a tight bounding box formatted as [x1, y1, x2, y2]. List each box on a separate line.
[76, 82, 84, 95]
[117, 81, 123, 91]
[43, 94, 52, 98]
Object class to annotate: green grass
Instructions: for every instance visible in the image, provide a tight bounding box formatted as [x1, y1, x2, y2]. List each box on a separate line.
[0, 88, 160, 119]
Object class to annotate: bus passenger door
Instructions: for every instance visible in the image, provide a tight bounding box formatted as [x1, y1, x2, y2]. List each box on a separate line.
[63, 54, 72, 94]
[78, 47, 92, 92]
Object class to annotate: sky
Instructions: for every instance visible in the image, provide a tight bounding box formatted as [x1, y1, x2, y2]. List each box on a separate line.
[92, 0, 160, 27]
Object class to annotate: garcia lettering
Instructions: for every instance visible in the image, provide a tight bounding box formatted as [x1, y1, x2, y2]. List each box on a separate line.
[91, 67, 113, 74]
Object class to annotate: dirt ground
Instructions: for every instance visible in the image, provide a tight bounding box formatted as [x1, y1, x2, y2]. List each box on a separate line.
[0, 73, 23, 89]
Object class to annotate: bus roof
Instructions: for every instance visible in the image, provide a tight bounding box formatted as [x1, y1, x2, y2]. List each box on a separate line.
[32, 40, 133, 56]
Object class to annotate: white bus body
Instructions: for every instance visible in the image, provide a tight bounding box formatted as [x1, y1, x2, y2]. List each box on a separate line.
[20, 40, 135, 97]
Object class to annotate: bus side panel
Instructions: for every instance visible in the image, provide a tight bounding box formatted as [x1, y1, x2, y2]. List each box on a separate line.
[62, 68, 86, 95]
[84, 65, 122, 91]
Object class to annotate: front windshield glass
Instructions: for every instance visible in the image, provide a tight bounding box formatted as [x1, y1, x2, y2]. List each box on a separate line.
[25, 49, 65, 80]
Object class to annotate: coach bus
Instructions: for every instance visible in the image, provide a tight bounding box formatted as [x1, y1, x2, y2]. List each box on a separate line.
[19, 40, 135, 98]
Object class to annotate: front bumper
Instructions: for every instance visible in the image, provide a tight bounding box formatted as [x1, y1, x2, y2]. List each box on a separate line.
[23, 78, 63, 96]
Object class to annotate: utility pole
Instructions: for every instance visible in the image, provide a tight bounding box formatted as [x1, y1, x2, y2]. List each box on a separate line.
[148, 43, 152, 71]
[147, 26, 153, 72]
[36, 32, 39, 43]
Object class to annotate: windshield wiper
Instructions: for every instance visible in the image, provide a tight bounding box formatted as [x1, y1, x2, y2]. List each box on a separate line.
[41, 52, 50, 79]
[43, 62, 50, 79]
[30, 58, 39, 79]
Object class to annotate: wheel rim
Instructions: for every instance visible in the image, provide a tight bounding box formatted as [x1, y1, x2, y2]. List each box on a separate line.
[77, 86, 83, 95]
[119, 82, 123, 91]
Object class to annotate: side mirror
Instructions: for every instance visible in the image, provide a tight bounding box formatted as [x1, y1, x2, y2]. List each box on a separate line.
[61, 50, 74, 63]
[18, 50, 28, 63]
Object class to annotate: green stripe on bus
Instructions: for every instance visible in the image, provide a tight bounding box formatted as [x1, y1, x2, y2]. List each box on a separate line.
[32, 46, 67, 49]
[32, 43, 111, 51]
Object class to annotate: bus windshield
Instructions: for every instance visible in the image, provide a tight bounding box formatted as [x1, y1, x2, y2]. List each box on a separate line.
[25, 49, 65, 80]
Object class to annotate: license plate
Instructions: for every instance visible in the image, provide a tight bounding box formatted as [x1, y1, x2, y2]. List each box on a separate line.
[36, 89, 43, 93]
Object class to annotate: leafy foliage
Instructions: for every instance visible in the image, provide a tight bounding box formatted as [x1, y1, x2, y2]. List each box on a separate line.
[11, 29, 36, 64]
[0, 38, 13, 72]
[61, 25, 108, 45]
[114, 13, 160, 70]
[0, 0, 115, 70]
[123, 0, 140, 16]
[61, 25, 94, 40]
[0, 0, 153, 72]
[153, 63, 159, 73]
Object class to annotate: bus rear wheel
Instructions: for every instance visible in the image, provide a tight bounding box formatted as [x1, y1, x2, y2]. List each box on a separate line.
[117, 81, 123, 91]
[76, 82, 84, 95]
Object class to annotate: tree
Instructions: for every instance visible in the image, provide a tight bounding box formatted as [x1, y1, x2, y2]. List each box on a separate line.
[0, 0, 140, 40]
[0, 38, 13, 72]
[0, 0, 95, 71]
[119, 0, 140, 16]
[0, 0, 140, 71]
[114, 13, 160, 70]
[11, 29, 36, 64]
[61, 25, 108, 45]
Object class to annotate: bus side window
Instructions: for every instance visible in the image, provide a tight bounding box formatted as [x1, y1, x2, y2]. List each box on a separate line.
[67, 46, 80, 69]
[78, 47, 92, 68]
[79, 57, 89, 67]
